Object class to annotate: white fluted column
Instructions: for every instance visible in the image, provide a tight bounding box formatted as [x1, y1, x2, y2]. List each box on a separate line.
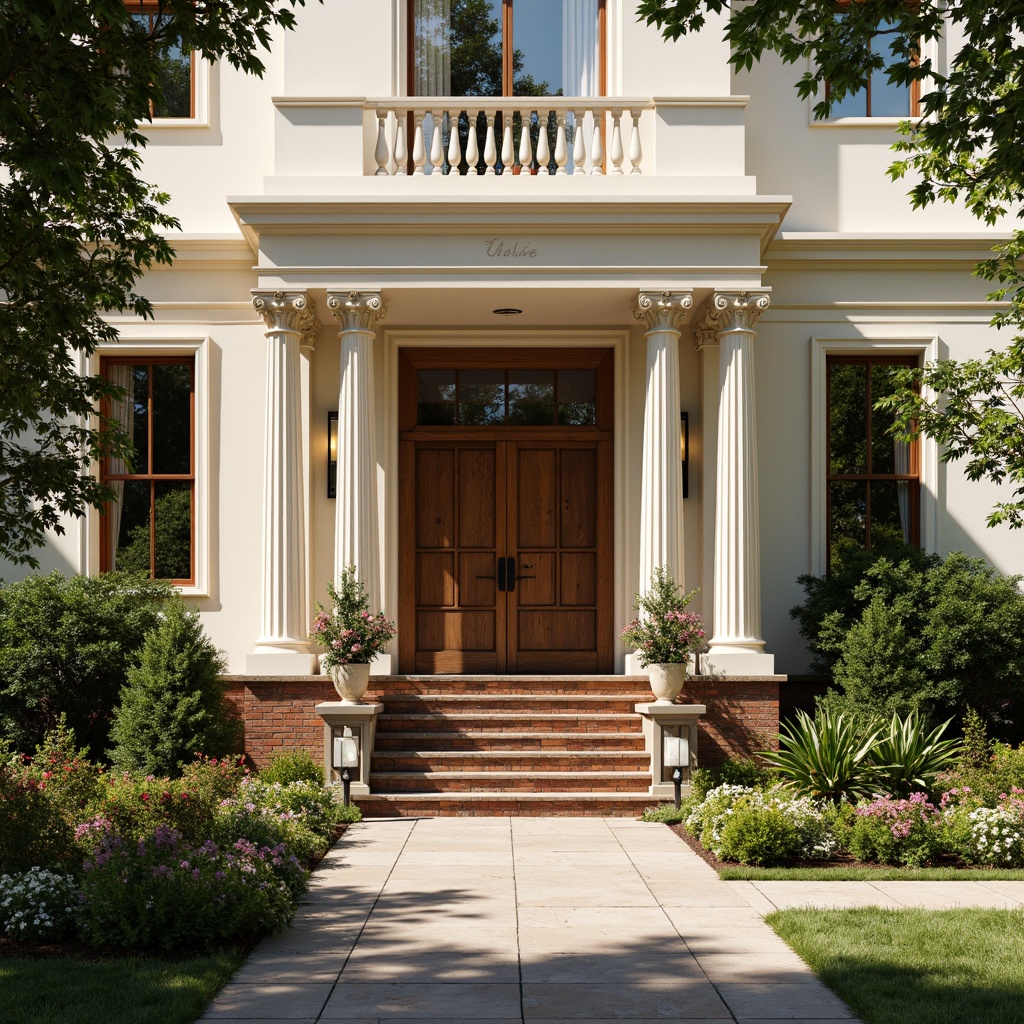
[246, 290, 316, 675]
[327, 290, 389, 672]
[696, 290, 774, 675]
[633, 291, 693, 602]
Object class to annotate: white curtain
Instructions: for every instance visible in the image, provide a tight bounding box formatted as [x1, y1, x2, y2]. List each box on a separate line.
[106, 364, 135, 570]
[562, 0, 599, 97]
[415, 0, 452, 96]
[894, 439, 911, 542]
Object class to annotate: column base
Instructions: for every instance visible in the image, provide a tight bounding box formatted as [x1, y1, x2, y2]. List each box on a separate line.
[701, 647, 775, 676]
[245, 649, 318, 675]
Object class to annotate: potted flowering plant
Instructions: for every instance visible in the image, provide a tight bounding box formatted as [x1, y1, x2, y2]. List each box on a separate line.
[620, 566, 706, 703]
[309, 566, 396, 704]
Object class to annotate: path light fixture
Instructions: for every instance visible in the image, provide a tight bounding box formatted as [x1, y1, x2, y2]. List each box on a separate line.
[332, 725, 360, 806]
[663, 727, 690, 810]
[327, 411, 339, 498]
[680, 411, 689, 499]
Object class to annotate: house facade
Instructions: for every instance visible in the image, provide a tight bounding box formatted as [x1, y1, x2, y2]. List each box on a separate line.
[10, 3, 1024, 803]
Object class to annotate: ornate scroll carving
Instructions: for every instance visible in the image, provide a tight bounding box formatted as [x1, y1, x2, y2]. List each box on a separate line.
[297, 297, 319, 352]
[252, 290, 308, 333]
[327, 290, 388, 332]
[695, 290, 771, 350]
[633, 290, 693, 331]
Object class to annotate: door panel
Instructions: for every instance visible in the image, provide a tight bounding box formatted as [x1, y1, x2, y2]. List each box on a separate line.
[516, 448, 556, 548]
[559, 448, 597, 547]
[415, 449, 455, 548]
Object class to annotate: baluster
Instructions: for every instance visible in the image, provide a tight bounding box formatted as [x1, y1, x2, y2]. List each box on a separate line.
[518, 109, 534, 176]
[536, 109, 551, 174]
[610, 109, 624, 175]
[465, 109, 480, 174]
[554, 112, 568, 175]
[629, 108, 643, 175]
[500, 114, 514, 175]
[483, 110, 498, 175]
[374, 111, 390, 175]
[394, 112, 408, 175]
[429, 109, 444, 175]
[411, 112, 426, 175]
[590, 109, 605, 175]
[447, 109, 463, 178]
[571, 109, 586, 174]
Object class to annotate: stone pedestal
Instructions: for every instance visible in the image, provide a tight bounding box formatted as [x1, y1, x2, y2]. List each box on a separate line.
[315, 701, 383, 796]
[635, 702, 706, 799]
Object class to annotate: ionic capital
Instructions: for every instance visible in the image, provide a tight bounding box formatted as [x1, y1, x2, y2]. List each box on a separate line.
[327, 290, 388, 332]
[252, 290, 309, 333]
[694, 290, 770, 350]
[633, 290, 693, 332]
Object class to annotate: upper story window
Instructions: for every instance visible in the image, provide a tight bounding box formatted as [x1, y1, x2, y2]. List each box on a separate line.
[101, 357, 195, 585]
[827, 355, 920, 567]
[826, 19, 919, 118]
[125, 1, 195, 118]
[410, 0, 606, 97]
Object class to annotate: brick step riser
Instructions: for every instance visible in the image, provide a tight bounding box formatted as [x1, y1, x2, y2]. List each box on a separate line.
[369, 775, 650, 793]
[373, 734, 647, 752]
[378, 698, 644, 715]
[375, 715, 643, 734]
[368, 679, 655, 697]
[372, 754, 650, 773]
[361, 796, 655, 817]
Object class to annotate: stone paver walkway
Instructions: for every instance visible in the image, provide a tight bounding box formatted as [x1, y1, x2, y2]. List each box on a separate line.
[198, 817, 863, 1023]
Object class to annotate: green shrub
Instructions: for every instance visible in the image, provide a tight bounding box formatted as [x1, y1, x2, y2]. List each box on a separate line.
[811, 552, 1024, 742]
[178, 753, 250, 805]
[847, 793, 945, 867]
[108, 599, 238, 775]
[0, 571, 171, 754]
[0, 762, 73, 873]
[260, 748, 324, 787]
[640, 803, 689, 824]
[77, 823, 301, 950]
[25, 717, 101, 828]
[335, 802, 362, 824]
[714, 756, 774, 790]
[717, 804, 803, 866]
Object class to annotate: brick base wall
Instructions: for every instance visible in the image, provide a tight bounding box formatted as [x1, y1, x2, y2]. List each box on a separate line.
[224, 674, 781, 771]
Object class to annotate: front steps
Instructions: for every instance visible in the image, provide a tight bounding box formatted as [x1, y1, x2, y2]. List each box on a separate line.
[361, 676, 657, 817]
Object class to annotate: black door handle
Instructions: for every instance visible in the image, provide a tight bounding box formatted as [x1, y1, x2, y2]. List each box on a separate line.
[506, 556, 516, 592]
[497, 557, 506, 592]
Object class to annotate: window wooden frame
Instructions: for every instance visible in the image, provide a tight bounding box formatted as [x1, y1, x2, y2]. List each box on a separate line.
[123, 1, 197, 119]
[100, 355, 196, 585]
[824, 21, 921, 117]
[825, 354, 920, 567]
[407, 0, 607, 98]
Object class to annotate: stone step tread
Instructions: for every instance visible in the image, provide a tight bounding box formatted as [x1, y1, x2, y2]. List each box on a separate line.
[378, 713, 641, 721]
[382, 694, 648, 702]
[362, 792, 655, 803]
[373, 750, 649, 758]
[370, 770, 650, 779]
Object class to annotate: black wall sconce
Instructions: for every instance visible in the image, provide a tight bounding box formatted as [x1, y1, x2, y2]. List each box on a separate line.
[327, 411, 338, 499]
[680, 411, 689, 499]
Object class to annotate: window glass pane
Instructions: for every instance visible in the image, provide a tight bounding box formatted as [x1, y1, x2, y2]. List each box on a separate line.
[869, 479, 912, 547]
[131, 365, 150, 475]
[112, 479, 153, 574]
[131, 12, 192, 118]
[508, 369, 555, 424]
[869, 70, 909, 117]
[830, 84, 867, 118]
[459, 369, 505, 425]
[417, 370, 457, 423]
[516, 0, 599, 97]
[830, 480, 867, 560]
[154, 482, 192, 580]
[152, 363, 192, 474]
[869, 363, 905, 474]
[557, 369, 596, 425]
[829, 363, 868, 474]
[415, 0, 503, 97]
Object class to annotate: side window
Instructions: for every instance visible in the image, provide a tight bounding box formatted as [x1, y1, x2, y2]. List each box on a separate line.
[411, 0, 605, 98]
[826, 19, 918, 118]
[125, 1, 195, 118]
[101, 358, 195, 584]
[827, 355, 919, 566]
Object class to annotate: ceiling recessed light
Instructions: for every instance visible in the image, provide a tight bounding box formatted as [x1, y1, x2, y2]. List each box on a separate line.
[492, 307, 523, 316]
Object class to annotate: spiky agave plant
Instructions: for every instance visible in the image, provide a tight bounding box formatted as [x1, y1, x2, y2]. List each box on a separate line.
[867, 714, 961, 797]
[760, 709, 885, 804]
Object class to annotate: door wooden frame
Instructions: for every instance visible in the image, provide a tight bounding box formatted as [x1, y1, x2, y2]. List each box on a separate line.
[398, 347, 614, 674]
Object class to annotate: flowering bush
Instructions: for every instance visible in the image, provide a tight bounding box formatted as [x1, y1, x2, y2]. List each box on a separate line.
[77, 823, 302, 950]
[686, 783, 837, 864]
[0, 867, 78, 942]
[0, 763, 73, 873]
[620, 566, 705, 668]
[945, 788, 1024, 867]
[309, 565, 396, 668]
[848, 792, 944, 867]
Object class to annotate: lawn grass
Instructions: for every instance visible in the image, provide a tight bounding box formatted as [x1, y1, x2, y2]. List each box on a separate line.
[720, 865, 1024, 881]
[0, 949, 244, 1024]
[768, 907, 1024, 1024]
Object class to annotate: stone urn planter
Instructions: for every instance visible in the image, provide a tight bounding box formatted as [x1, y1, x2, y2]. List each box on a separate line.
[330, 663, 370, 705]
[647, 662, 687, 704]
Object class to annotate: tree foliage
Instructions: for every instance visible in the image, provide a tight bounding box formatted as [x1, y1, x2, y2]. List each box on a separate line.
[636, 0, 1024, 526]
[0, 0, 312, 566]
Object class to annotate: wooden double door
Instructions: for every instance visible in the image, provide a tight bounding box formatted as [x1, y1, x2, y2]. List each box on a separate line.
[398, 347, 615, 674]
[400, 438, 613, 673]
